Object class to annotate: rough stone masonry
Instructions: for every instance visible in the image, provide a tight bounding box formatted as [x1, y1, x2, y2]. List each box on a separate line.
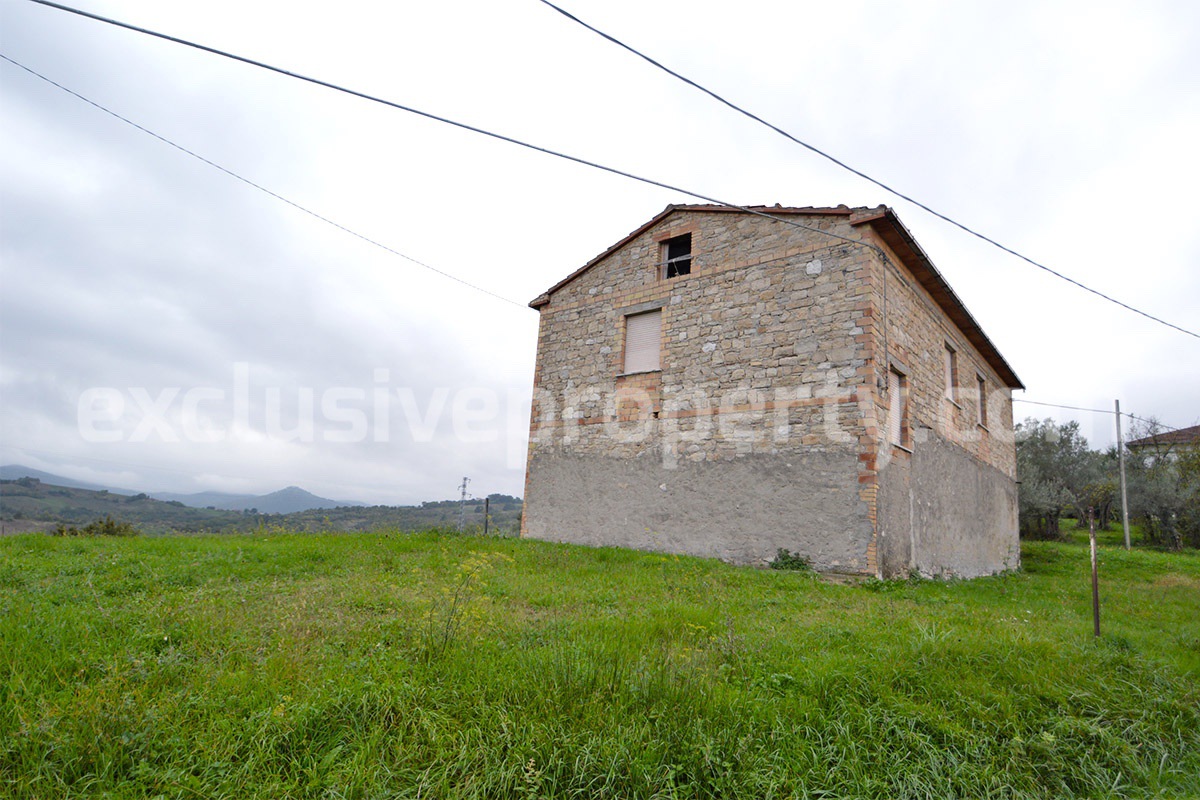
[522, 204, 1022, 579]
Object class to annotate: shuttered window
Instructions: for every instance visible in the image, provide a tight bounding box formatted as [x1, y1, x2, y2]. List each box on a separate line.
[623, 310, 661, 374]
[888, 368, 904, 446]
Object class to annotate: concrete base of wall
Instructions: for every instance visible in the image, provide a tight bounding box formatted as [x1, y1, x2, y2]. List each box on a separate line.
[523, 450, 872, 571]
[876, 431, 1020, 579]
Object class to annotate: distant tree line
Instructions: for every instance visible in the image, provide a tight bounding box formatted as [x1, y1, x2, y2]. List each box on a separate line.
[1016, 417, 1200, 549]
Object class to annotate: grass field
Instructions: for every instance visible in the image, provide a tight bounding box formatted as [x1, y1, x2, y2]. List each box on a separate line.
[2, 530, 1198, 799]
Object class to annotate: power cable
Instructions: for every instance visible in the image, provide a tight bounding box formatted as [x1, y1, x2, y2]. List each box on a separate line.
[1125, 414, 1188, 435]
[1014, 399, 1114, 416]
[20, 0, 886, 262]
[0, 52, 527, 308]
[1012, 398, 1190, 434]
[537, 0, 1200, 341]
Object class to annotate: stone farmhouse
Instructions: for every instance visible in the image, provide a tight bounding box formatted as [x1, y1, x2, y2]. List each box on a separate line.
[521, 204, 1023, 578]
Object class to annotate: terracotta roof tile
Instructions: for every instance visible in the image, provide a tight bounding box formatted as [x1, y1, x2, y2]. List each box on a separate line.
[1127, 424, 1200, 447]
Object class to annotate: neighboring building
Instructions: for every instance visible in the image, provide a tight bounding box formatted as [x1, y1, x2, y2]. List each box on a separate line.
[1127, 424, 1200, 463]
[522, 204, 1023, 578]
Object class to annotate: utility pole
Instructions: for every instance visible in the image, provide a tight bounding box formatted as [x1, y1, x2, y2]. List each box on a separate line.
[1115, 399, 1131, 550]
[457, 476, 470, 532]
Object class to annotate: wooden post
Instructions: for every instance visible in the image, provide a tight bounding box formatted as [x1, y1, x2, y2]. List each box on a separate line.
[1115, 399, 1131, 550]
[1089, 507, 1101, 638]
[483, 497, 490, 536]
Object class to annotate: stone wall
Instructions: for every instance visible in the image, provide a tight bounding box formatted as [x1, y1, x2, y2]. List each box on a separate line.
[524, 205, 1020, 578]
[858, 228, 1020, 577]
[865, 234, 1016, 479]
[528, 210, 878, 465]
[524, 209, 879, 568]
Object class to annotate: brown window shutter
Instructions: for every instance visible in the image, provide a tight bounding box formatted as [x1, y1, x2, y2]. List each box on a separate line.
[624, 310, 661, 373]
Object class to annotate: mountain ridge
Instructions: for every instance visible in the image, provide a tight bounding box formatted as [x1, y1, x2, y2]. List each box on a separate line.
[0, 465, 137, 495]
[1, 465, 362, 514]
[1, 475, 522, 536]
[152, 485, 364, 514]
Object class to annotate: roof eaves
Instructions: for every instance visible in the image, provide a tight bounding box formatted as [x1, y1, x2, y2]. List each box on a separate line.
[1127, 424, 1200, 447]
[528, 204, 681, 309]
[852, 209, 1024, 390]
[669, 203, 855, 216]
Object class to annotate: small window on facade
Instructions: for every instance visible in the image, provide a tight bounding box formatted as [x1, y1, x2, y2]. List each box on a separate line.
[661, 233, 692, 278]
[944, 343, 958, 402]
[976, 375, 988, 427]
[623, 310, 662, 374]
[888, 367, 907, 447]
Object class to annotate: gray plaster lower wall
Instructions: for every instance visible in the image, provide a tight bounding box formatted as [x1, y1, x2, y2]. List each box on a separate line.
[523, 450, 871, 571]
[877, 432, 1020, 579]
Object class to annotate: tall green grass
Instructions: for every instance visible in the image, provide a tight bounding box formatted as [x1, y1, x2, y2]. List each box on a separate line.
[1, 530, 1197, 798]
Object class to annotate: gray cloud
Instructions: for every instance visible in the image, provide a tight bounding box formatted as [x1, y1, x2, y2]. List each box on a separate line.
[2, 0, 1197, 503]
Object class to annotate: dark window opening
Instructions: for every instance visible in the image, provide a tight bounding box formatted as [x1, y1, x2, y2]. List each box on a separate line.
[662, 234, 692, 278]
[976, 375, 988, 427]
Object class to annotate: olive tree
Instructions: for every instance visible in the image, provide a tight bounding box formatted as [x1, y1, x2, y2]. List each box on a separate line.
[1015, 418, 1106, 539]
[1124, 418, 1200, 550]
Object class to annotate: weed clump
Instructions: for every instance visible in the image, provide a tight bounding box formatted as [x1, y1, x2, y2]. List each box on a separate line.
[768, 548, 812, 571]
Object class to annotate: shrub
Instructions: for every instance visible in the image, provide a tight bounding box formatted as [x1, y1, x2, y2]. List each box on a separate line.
[768, 548, 812, 571]
[52, 516, 140, 537]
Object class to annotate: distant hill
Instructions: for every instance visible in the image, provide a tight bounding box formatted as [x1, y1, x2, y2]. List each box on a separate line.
[149, 490, 257, 509]
[0, 465, 363, 514]
[152, 486, 364, 514]
[0, 477, 247, 535]
[1, 476, 522, 536]
[0, 465, 136, 495]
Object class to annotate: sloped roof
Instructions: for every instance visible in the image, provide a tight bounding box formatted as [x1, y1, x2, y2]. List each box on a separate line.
[1127, 424, 1200, 448]
[531, 204, 1023, 389]
[529, 204, 854, 308]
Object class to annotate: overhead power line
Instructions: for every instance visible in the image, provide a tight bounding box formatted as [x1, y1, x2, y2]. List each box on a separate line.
[0, 52, 526, 308]
[1124, 414, 1187, 434]
[21, 0, 886, 262]
[537, 0, 1200, 341]
[1013, 398, 1187, 433]
[25, 0, 1196, 342]
[1014, 398, 1114, 416]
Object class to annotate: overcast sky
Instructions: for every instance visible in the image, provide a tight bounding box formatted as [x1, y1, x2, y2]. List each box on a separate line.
[2, 0, 1197, 505]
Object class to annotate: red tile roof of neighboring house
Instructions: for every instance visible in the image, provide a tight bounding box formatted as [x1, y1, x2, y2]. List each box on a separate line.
[531, 203, 1023, 389]
[1127, 424, 1200, 448]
